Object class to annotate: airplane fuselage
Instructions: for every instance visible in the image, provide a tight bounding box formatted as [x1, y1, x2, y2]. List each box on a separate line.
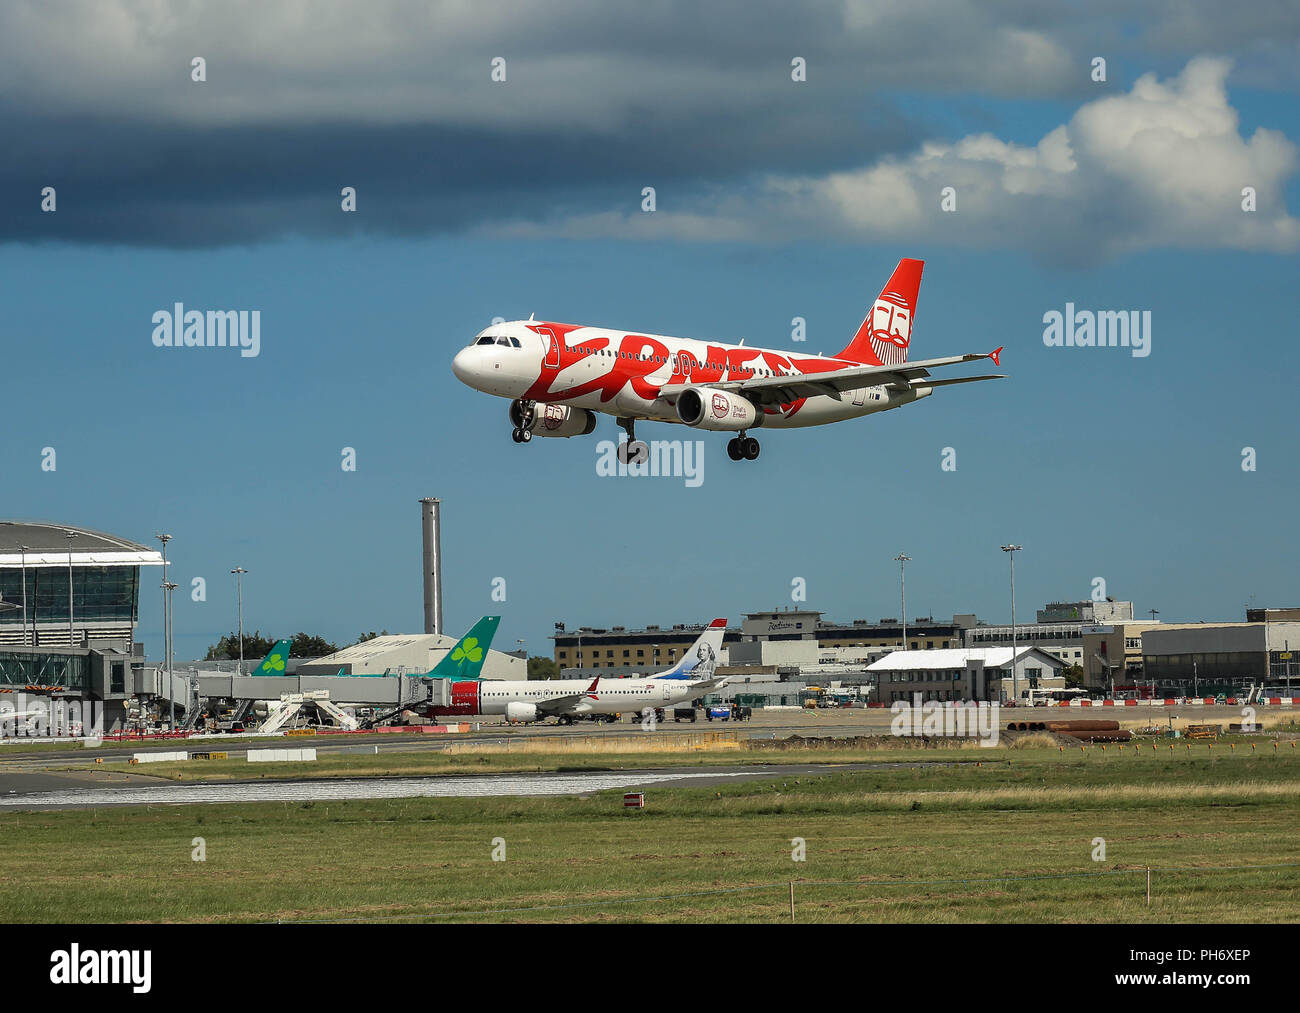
[430, 676, 704, 719]
[452, 321, 930, 429]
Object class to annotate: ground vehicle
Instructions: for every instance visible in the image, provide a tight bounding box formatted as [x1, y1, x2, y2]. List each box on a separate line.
[672, 707, 697, 722]
[733, 705, 752, 721]
[706, 706, 731, 721]
[1025, 687, 1088, 706]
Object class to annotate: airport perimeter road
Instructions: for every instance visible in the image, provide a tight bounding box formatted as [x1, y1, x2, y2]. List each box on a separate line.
[0, 762, 911, 810]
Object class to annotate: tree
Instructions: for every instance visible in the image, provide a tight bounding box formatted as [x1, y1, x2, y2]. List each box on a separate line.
[1062, 664, 1085, 688]
[205, 630, 276, 661]
[290, 633, 338, 657]
[527, 656, 559, 681]
[204, 631, 339, 660]
[354, 630, 390, 644]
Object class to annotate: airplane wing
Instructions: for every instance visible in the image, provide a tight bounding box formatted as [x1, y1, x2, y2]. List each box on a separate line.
[687, 676, 730, 694]
[655, 348, 1004, 407]
[531, 677, 601, 716]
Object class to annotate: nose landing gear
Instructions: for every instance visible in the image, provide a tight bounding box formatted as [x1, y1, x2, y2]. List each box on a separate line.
[510, 399, 536, 444]
[727, 432, 760, 461]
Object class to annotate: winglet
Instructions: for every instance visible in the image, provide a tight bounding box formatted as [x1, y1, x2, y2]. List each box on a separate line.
[989, 346, 1003, 367]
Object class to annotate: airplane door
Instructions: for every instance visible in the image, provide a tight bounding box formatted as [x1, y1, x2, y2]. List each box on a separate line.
[537, 327, 560, 369]
[676, 351, 692, 380]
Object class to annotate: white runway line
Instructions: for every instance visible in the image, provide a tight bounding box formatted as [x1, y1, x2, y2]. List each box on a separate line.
[0, 770, 765, 808]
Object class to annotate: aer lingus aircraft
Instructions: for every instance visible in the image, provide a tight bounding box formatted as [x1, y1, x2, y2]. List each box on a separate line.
[452, 259, 1003, 462]
[428, 619, 728, 723]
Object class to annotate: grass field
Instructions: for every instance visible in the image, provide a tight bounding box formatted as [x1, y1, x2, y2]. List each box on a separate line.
[3, 749, 1299, 923]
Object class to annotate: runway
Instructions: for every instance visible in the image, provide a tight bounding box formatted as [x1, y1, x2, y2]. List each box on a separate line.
[0, 762, 894, 810]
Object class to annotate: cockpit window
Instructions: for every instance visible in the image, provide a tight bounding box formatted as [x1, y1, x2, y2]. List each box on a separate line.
[509, 337, 521, 348]
[496, 336, 511, 346]
[475, 336, 496, 345]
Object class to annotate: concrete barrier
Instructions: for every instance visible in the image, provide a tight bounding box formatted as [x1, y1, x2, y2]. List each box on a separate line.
[247, 748, 317, 763]
[132, 751, 187, 763]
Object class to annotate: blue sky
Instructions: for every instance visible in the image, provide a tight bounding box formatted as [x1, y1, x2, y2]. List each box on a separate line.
[1, 3, 1298, 660]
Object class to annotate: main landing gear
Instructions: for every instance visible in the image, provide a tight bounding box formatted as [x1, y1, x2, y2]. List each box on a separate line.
[510, 399, 535, 443]
[727, 431, 760, 462]
[616, 417, 649, 465]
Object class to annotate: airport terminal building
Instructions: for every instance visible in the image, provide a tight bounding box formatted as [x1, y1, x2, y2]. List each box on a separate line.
[0, 521, 162, 727]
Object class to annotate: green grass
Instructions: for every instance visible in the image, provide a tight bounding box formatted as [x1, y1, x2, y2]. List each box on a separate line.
[46, 734, 1300, 783]
[2, 752, 1299, 923]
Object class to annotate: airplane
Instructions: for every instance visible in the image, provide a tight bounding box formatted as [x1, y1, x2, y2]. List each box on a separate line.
[428, 618, 729, 723]
[452, 258, 1004, 463]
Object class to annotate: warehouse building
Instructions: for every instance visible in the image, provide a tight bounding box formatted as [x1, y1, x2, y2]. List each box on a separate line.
[1142, 620, 1300, 696]
[868, 647, 1066, 703]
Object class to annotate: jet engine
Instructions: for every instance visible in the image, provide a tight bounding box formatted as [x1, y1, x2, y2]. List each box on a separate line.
[510, 401, 597, 438]
[675, 387, 760, 431]
[505, 702, 539, 723]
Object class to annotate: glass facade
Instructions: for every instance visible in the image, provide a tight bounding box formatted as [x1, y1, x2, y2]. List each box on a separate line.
[0, 566, 139, 625]
[0, 650, 89, 690]
[1144, 652, 1265, 686]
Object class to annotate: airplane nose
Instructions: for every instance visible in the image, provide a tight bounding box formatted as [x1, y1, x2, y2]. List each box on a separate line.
[452, 347, 473, 383]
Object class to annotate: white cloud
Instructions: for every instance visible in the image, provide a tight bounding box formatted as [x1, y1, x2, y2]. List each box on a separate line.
[511, 57, 1298, 262]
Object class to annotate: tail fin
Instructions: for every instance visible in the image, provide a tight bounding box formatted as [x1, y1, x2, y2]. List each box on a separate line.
[428, 616, 501, 679]
[836, 258, 924, 366]
[249, 639, 293, 677]
[658, 618, 727, 682]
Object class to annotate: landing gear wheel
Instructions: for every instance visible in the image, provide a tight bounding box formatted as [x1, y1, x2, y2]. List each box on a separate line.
[511, 428, 523, 443]
[520, 428, 532, 443]
[726, 438, 743, 461]
[741, 437, 760, 460]
[617, 439, 648, 465]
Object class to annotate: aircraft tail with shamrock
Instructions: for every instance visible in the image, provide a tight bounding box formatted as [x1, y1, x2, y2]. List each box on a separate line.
[248, 639, 293, 677]
[426, 616, 501, 680]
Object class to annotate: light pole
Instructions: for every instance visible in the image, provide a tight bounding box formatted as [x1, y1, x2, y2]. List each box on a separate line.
[231, 567, 248, 676]
[163, 581, 178, 729]
[894, 553, 911, 651]
[1001, 545, 1022, 704]
[64, 530, 76, 647]
[156, 534, 172, 727]
[1149, 608, 1159, 623]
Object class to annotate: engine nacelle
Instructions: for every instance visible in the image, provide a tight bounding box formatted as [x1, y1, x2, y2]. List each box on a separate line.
[675, 387, 761, 431]
[505, 702, 539, 723]
[510, 402, 598, 438]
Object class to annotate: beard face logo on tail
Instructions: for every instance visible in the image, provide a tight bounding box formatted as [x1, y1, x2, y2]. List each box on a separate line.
[869, 293, 912, 365]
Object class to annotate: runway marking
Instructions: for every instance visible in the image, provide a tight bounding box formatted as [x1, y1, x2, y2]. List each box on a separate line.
[0, 770, 768, 809]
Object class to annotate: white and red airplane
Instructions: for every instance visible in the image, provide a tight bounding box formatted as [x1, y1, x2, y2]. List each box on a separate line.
[428, 619, 729, 724]
[452, 258, 1004, 462]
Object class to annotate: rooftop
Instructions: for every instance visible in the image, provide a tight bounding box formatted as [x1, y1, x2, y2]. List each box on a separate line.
[0, 521, 164, 567]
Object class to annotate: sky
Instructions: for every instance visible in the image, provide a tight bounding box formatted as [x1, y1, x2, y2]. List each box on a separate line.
[2, 2, 1298, 662]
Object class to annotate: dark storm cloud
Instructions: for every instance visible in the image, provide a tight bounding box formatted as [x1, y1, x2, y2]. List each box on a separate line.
[1, 1, 1296, 249]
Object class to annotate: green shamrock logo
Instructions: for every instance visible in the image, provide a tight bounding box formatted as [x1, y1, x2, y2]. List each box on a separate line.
[451, 637, 483, 671]
[266, 652, 285, 672]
